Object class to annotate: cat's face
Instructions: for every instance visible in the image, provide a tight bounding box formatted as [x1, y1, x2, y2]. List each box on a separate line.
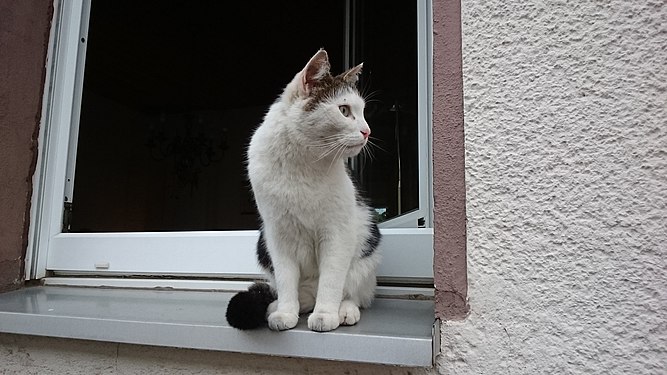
[285, 49, 371, 160]
[304, 85, 369, 160]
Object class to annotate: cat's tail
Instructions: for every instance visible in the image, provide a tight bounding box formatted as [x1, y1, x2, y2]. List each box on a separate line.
[225, 282, 276, 330]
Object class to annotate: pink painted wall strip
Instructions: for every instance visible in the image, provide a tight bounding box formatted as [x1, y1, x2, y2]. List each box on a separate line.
[0, 0, 53, 292]
[432, 0, 469, 320]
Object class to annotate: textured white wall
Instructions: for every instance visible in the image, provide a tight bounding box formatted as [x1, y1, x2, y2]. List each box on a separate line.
[0, 334, 436, 375]
[439, 0, 666, 374]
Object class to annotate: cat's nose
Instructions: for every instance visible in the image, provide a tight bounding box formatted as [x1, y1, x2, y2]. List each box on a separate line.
[360, 129, 370, 139]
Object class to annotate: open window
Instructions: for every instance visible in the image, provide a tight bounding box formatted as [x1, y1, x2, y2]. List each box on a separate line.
[28, 0, 433, 288]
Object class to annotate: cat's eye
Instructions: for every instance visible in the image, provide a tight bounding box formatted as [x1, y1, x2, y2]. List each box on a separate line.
[339, 105, 351, 117]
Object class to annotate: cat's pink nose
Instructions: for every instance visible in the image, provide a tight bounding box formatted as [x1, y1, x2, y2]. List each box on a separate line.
[361, 129, 370, 139]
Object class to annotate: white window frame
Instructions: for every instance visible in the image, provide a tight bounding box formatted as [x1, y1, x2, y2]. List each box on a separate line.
[27, 0, 434, 285]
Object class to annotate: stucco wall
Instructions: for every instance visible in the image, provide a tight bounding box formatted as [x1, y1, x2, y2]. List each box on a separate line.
[439, 0, 666, 374]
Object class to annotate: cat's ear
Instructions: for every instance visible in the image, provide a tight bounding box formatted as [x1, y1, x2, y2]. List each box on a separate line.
[300, 49, 331, 96]
[342, 63, 363, 84]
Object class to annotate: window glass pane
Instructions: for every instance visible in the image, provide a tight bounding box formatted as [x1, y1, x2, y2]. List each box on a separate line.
[70, 1, 345, 232]
[69, 0, 419, 232]
[351, 0, 419, 224]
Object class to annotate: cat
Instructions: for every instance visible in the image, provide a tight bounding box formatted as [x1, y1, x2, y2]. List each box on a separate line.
[225, 49, 381, 332]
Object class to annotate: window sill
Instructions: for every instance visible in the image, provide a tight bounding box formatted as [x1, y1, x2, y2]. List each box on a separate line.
[0, 286, 437, 367]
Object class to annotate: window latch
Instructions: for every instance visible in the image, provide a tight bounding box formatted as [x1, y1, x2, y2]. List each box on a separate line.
[62, 201, 73, 233]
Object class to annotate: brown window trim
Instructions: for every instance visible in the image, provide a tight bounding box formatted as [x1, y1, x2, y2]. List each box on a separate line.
[432, 0, 469, 320]
[0, 1, 53, 293]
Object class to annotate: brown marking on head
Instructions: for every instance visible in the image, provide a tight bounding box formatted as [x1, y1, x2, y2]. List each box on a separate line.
[303, 62, 364, 111]
[294, 50, 364, 111]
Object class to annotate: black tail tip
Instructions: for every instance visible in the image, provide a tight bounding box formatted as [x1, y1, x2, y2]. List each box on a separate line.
[225, 283, 276, 330]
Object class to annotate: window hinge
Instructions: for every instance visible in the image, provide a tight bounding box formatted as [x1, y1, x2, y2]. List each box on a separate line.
[418, 217, 426, 228]
[62, 201, 73, 232]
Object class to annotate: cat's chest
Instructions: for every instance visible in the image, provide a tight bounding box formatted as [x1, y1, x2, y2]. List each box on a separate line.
[253, 163, 354, 216]
[248, 129, 356, 216]
[275, 170, 349, 205]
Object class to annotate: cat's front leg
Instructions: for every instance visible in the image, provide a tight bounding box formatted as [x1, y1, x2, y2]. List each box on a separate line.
[308, 240, 353, 332]
[265, 234, 301, 331]
[268, 258, 300, 330]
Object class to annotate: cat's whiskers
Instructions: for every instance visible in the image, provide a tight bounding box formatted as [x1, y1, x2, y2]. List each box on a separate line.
[309, 139, 342, 149]
[366, 137, 387, 154]
[350, 138, 381, 165]
[325, 142, 348, 174]
[358, 80, 380, 102]
[361, 144, 374, 163]
[361, 90, 382, 104]
[312, 138, 347, 163]
[314, 145, 342, 162]
[309, 134, 345, 156]
[363, 98, 382, 106]
[309, 134, 345, 146]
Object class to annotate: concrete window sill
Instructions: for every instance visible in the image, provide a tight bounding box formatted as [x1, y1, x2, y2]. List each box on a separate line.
[0, 286, 437, 367]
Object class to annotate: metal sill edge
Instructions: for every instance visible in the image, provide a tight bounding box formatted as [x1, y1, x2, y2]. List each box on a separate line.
[0, 286, 436, 367]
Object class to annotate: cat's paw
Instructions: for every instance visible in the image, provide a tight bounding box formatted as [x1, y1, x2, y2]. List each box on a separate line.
[267, 311, 298, 331]
[338, 300, 361, 326]
[308, 311, 340, 332]
[266, 300, 278, 318]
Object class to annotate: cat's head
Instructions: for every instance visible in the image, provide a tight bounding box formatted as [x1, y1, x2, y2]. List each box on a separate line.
[281, 49, 371, 160]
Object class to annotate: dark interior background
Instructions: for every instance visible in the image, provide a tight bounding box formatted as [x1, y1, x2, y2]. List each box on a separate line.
[70, 0, 417, 232]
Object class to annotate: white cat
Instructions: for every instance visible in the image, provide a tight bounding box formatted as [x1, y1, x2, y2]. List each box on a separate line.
[225, 49, 381, 332]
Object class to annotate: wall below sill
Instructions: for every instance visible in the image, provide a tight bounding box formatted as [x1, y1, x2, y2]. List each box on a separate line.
[0, 286, 436, 367]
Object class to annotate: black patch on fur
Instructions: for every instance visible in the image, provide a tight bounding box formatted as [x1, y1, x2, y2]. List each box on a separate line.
[361, 223, 381, 258]
[225, 282, 277, 330]
[256, 229, 274, 274]
[348, 174, 382, 259]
